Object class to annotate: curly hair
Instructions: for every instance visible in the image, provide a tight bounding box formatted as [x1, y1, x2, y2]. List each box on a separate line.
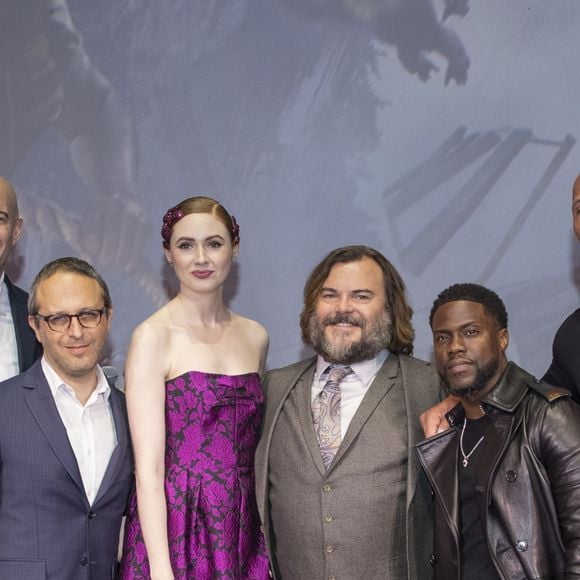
[429, 283, 508, 329]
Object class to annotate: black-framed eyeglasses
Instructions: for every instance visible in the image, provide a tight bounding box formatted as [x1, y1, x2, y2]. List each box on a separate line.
[34, 308, 108, 332]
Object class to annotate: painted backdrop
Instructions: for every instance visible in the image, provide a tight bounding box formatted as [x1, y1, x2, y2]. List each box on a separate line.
[3, 0, 578, 376]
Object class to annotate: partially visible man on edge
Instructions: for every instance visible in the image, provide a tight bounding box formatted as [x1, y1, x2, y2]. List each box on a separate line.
[255, 245, 441, 580]
[0, 176, 42, 380]
[0, 257, 133, 579]
[544, 173, 580, 402]
[416, 283, 580, 579]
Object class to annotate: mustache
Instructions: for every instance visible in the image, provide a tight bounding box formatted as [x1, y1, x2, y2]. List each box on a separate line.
[322, 313, 365, 328]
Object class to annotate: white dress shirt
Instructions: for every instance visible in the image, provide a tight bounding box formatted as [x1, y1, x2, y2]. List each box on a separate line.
[312, 350, 389, 439]
[42, 358, 117, 504]
[0, 272, 19, 382]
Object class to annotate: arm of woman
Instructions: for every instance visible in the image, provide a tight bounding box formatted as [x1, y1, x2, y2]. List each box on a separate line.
[125, 322, 174, 580]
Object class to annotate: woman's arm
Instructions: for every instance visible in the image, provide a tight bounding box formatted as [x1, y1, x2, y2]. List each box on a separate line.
[125, 323, 174, 580]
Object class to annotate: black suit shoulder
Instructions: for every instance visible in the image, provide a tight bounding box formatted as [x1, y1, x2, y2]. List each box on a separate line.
[4, 276, 43, 372]
[6, 277, 28, 303]
[543, 308, 580, 403]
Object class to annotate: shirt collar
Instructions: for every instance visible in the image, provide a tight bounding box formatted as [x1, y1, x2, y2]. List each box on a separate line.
[315, 349, 389, 384]
[42, 357, 111, 402]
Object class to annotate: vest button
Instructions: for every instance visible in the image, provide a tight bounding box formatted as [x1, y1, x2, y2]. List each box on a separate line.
[505, 470, 517, 483]
[326, 545, 334, 553]
[324, 514, 333, 523]
[516, 540, 528, 552]
[80, 556, 88, 566]
[429, 553, 437, 566]
[323, 483, 331, 492]
[88, 510, 97, 519]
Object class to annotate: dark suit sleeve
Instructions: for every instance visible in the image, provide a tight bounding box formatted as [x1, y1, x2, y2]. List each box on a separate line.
[543, 310, 580, 404]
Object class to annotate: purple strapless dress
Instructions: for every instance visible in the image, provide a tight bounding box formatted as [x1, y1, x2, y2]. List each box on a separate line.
[119, 371, 270, 579]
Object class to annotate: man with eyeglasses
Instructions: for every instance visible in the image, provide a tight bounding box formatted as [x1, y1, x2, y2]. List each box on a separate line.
[0, 257, 133, 580]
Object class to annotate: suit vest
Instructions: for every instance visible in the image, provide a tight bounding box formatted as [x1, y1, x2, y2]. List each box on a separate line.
[268, 371, 408, 580]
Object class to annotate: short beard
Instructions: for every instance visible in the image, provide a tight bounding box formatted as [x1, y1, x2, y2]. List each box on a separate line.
[441, 356, 500, 398]
[307, 311, 392, 365]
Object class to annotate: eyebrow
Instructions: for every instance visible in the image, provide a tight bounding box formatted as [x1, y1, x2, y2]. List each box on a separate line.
[320, 287, 375, 294]
[174, 234, 226, 243]
[433, 320, 481, 333]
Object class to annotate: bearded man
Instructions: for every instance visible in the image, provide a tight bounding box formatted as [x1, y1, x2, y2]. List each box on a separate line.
[255, 245, 441, 580]
[416, 283, 580, 579]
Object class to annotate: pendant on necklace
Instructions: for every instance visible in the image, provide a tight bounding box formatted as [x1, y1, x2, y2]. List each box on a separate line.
[462, 458, 469, 467]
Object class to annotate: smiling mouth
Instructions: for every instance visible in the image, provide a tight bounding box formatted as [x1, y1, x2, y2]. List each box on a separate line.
[65, 344, 90, 355]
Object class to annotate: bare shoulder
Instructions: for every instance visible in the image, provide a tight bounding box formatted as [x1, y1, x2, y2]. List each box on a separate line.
[232, 313, 269, 348]
[125, 306, 173, 382]
[129, 308, 171, 352]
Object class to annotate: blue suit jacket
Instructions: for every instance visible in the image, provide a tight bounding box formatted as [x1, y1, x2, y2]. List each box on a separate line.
[0, 361, 134, 579]
[4, 276, 42, 372]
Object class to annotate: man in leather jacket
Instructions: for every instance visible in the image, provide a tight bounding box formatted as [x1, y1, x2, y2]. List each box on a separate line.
[416, 283, 580, 580]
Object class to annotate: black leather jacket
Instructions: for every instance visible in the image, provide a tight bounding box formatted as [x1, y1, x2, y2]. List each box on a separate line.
[416, 362, 580, 579]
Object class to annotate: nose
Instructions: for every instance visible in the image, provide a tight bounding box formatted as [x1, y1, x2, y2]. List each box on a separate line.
[448, 333, 466, 354]
[335, 294, 353, 313]
[67, 316, 84, 338]
[194, 245, 208, 264]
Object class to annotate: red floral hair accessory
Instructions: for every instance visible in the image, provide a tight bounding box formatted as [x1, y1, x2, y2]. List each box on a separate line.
[161, 205, 184, 249]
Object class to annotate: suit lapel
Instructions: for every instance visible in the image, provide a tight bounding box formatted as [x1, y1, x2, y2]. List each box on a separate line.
[257, 359, 317, 518]
[93, 389, 130, 505]
[23, 363, 87, 502]
[328, 354, 398, 472]
[416, 430, 461, 540]
[297, 366, 326, 475]
[6, 276, 28, 372]
[5, 276, 41, 372]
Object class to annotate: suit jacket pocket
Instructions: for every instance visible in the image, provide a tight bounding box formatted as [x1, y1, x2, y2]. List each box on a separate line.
[0, 559, 46, 579]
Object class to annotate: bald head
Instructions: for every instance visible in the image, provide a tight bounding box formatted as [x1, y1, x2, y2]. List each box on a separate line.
[0, 177, 19, 217]
[573, 175, 580, 241]
[0, 176, 23, 272]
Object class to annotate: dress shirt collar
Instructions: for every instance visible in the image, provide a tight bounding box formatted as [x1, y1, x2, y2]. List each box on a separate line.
[315, 349, 389, 384]
[0, 271, 5, 299]
[42, 357, 111, 404]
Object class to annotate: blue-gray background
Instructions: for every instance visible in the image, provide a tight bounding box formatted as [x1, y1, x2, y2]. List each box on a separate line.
[4, 0, 578, 375]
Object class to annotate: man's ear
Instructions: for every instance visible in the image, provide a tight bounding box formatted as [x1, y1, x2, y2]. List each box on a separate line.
[11, 217, 23, 245]
[106, 307, 114, 331]
[498, 328, 509, 352]
[28, 315, 42, 343]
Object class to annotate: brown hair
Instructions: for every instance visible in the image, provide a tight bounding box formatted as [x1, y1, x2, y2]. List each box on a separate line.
[300, 245, 415, 355]
[29, 257, 112, 315]
[161, 196, 239, 249]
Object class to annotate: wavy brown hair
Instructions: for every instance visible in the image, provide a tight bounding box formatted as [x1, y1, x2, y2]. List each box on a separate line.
[300, 245, 414, 355]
